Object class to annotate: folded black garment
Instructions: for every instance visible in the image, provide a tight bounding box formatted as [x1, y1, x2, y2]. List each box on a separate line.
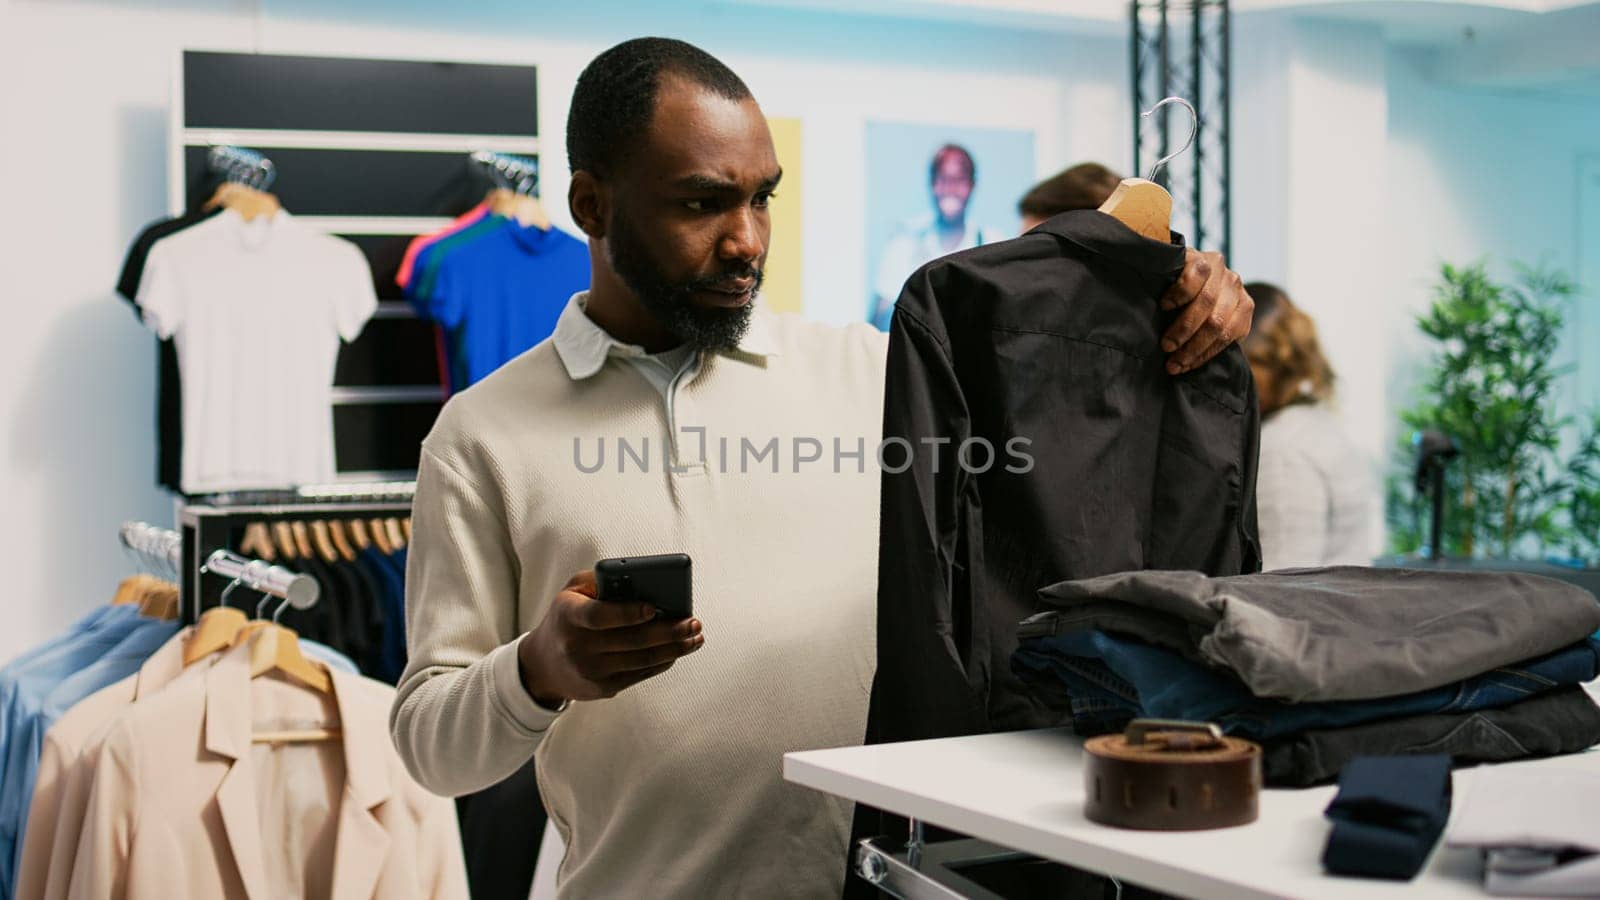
[1028, 567, 1600, 703]
[1262, 686, 1600, 787]
[1322, 755, 1452, 880]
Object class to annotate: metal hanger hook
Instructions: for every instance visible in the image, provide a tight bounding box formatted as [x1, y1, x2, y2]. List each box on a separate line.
[256, 588, 278, 620]
[215, 575, 245, 609]
[1142, 96, 1198, 182]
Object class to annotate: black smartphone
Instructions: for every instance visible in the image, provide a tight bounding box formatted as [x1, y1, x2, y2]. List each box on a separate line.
[595, 553, 693, 619]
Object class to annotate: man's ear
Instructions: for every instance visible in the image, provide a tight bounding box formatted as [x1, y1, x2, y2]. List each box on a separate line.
[569, 171, 608, 240]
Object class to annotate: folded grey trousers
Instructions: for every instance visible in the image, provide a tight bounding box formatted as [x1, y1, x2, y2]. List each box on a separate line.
[1029, 566, 1600, 702]
[1261, 685, 1600, 787]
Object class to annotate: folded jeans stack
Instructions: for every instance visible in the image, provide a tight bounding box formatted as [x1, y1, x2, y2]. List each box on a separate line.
[1012, 567, 1600, 785]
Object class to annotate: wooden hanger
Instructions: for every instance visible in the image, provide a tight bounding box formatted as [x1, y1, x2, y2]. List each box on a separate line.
[385, 517, 406, 551]
[400, 517, 412, 544]
[290, 522, 315, 561]
[221, 572, 333, 706]
[112, 573, 162, 606]
[487, 187, 551, 231]
[185, 605, 249, 665]
[347, 519, 373, 552]
[327, 520, 358, 563]
[272, 521, 300, 561]
[369, 518, 394, 555]
[1098, 180, 1173, 242]
[138, 582, 180, 621]
[239, 521, 276, 563]
[207, 182, 282, 223]
[253, 723, 342, 744]
[1099, 97, 1197, 244]
[186, 551, 267, 664]
[309, 520, 340, 564]
[243, 623, 330, 693]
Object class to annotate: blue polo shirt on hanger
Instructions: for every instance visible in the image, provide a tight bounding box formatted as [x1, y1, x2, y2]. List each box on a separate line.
[413, 218, 590, 388]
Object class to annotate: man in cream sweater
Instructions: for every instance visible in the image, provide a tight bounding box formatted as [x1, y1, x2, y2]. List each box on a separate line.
[390, 37, 1254, 898]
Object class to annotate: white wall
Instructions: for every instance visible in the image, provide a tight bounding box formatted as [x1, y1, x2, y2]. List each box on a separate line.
[0, 0, 1126, 662]
[1384, 47, 1600, 435]
[1232, 16, 1393, 462]
[1232, 12, 1600, 490]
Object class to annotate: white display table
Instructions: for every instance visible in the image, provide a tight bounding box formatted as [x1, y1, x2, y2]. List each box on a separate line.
[785, 727, 1600, 899]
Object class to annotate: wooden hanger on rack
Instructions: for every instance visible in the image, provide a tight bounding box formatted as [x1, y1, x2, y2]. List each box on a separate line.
[223, 563, 334, 703]
[137, 582, 180, 621]
[237, 620, 332, 695]
[185, 579, 251, 666]
[308, 520, 340, 564]
[472, 150, 549, 230]
[384, 517, 406, 551]
[112, 573, 163, 606]
[486, 187, 551, 230]
[272, 521, 300, 561]
[369, 518, 394, 555]
[289, 521, 315, 561]
[206, 182, 282, 223]
[204, 146, 281, 223]
[1099, 97, 1198, 243]
[239, 521, 276, 563]
[400, 517, 412, 544]
[326, 520, 358, 563]
[347, 519, 373, 552]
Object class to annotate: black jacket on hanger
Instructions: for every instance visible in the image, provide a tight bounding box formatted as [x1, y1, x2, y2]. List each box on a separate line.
[866, 209, 1263, 747]
[116, 207, 221, 492]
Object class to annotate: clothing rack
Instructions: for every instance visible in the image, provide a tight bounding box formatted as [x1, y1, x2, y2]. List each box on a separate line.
[200, 551, 320, 613]
[206, 145, 276, 190]
[119, 520, 182, 578]
[178, 498, 411, 624]
[173, 50, 541, 479]
[123, 520, 319, 624]
[296, 480, 415, 501]
[192, 481, 416, 508]
[470, 150, 540, 195]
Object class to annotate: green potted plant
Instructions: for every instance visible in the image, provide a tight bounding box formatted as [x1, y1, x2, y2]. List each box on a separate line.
[1387, 262, 1580, 560]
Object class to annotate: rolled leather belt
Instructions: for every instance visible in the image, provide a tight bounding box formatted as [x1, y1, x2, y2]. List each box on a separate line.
[1084, 719, 1261, 830]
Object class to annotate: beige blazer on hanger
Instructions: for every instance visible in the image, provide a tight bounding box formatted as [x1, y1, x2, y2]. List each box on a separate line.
[16, 627, 199, 900]
[66, 640, 467, 900]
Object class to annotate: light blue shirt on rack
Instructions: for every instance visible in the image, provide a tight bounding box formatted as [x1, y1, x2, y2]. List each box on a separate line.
[0, 604, 149, 897]
[0, 614, 181, 889]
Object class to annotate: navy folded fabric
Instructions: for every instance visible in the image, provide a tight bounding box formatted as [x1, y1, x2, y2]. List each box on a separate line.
[1011, 632, 1600, 741]
[1322, 755, 1452, 880]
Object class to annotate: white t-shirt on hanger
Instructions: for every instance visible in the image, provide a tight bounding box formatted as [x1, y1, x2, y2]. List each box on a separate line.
[138, 209, 377, 493]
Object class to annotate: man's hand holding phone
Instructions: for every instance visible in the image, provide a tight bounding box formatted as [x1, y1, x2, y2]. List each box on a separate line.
[516, 570, 704, 709]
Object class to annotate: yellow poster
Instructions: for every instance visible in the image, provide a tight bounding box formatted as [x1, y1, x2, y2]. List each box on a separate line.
[764, 117, 803, 314]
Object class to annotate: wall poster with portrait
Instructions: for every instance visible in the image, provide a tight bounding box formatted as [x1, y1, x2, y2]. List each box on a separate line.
[864, 122, 1036, 330]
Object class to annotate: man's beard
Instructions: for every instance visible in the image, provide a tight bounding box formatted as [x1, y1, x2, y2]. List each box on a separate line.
[607, 210, 761, 353]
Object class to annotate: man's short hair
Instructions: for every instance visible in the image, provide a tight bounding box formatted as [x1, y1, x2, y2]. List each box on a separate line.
[567, 37, 753, 178]
[1019, 162, 1123, 218]
[929, 144, 976, 185]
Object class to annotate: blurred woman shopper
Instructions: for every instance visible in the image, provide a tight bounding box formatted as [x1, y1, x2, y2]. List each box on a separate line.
[1242, 282, 1377, 570]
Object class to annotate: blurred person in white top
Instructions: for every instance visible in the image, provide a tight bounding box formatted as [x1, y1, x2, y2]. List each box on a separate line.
[1242, 282, 1378, 570]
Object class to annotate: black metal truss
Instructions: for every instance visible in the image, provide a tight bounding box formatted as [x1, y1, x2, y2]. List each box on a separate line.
[1131, 0, 1232, 259]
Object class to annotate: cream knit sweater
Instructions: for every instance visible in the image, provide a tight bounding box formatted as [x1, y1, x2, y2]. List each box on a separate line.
[391, 302, 888, 898]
